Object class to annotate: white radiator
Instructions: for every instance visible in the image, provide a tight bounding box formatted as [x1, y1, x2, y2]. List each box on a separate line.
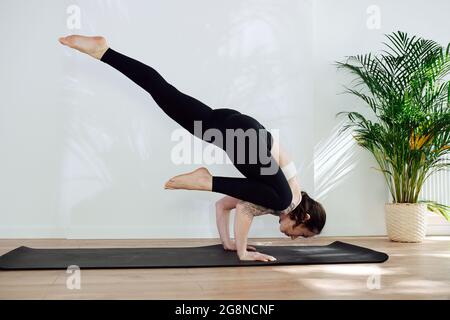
[419, 154, 450, 206]
[419, 154, 450, 234]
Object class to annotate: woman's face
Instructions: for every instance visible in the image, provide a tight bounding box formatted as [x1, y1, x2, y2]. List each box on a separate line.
[279, 213, 316, 239]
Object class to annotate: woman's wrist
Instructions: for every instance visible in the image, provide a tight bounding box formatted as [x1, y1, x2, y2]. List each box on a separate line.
[235, 239, 249, 257]
[222, 238, 233, 247]
[219, 234, 233, 248]
[215, 206, 232, 245]
[237, 249, 247, 259]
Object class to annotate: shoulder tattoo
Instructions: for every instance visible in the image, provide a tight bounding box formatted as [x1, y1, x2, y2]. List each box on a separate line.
[237, 201, 275, 217]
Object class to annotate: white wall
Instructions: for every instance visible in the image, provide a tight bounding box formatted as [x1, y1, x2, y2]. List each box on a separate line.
[0, 0, 448, 239]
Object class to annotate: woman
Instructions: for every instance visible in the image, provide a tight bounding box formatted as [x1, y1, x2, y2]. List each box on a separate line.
[59, 35, 326, 262]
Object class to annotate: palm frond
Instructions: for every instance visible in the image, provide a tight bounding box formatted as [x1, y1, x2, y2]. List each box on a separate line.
[418, 200, 450, 221]
[336, 31, 450, 212]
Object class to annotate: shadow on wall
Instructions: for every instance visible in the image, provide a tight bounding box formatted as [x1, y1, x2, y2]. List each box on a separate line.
[212, 0, 306, 122]
[313, 119, 358, 201]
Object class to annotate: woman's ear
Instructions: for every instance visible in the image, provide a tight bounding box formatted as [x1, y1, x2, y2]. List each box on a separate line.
[303, 213, 311, 222]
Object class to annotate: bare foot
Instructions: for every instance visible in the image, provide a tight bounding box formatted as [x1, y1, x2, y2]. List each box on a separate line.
[164, 167, 213, 191]
[58, 35, 109, 60]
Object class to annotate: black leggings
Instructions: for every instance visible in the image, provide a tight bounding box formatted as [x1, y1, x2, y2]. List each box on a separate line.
[101, 48, 292, 211]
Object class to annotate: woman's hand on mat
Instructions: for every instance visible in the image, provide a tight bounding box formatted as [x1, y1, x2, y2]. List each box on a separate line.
[238, 250, 277, 262]
[223, 240, 256, 252]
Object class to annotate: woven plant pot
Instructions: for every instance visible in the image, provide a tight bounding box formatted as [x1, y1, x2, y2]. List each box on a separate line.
[384, 203, 427, 243]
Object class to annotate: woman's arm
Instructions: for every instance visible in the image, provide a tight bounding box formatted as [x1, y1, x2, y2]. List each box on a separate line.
[216, 197, 277, 260]
[215, 196, 238, 248]
[270, 140, 302, 214]
[216, 196, 257, 251]
[234, 202, 254, 258]
[234, 202, 277, 262]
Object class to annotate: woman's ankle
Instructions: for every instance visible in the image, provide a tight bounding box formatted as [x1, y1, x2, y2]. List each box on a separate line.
[94, 46, 109, 60]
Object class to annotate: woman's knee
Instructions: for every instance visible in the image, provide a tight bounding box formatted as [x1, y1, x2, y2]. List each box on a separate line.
[215, 196, 238, 211]
[215, 198, 227, 211]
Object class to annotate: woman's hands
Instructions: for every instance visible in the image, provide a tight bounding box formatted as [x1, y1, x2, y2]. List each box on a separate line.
[223, 240, 277, 262]
[233, 202, 277, 262]
[238, 250, 277, 262]
[223, 239, 256, 252]
[223, 239, 277, 262]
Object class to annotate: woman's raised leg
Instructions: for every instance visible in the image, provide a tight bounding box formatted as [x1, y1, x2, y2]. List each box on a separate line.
[59, 35, 214, 137]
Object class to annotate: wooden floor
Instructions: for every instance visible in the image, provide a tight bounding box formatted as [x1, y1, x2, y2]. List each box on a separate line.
[0, 236, 449, 300]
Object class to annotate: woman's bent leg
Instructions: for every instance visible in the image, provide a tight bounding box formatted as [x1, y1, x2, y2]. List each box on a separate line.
[212, 171, 292, 211]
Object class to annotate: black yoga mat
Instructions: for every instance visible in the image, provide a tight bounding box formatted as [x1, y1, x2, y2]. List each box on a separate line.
[0, 241, 388, 270]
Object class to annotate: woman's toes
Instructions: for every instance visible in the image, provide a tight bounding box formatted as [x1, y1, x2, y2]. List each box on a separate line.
[164, 178, 177, 189]
[164, 180, 173, 189]
[58, 35, 77, 47]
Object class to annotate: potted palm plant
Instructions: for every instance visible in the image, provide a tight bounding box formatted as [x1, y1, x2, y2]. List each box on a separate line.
[336, 31, 450, 242]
